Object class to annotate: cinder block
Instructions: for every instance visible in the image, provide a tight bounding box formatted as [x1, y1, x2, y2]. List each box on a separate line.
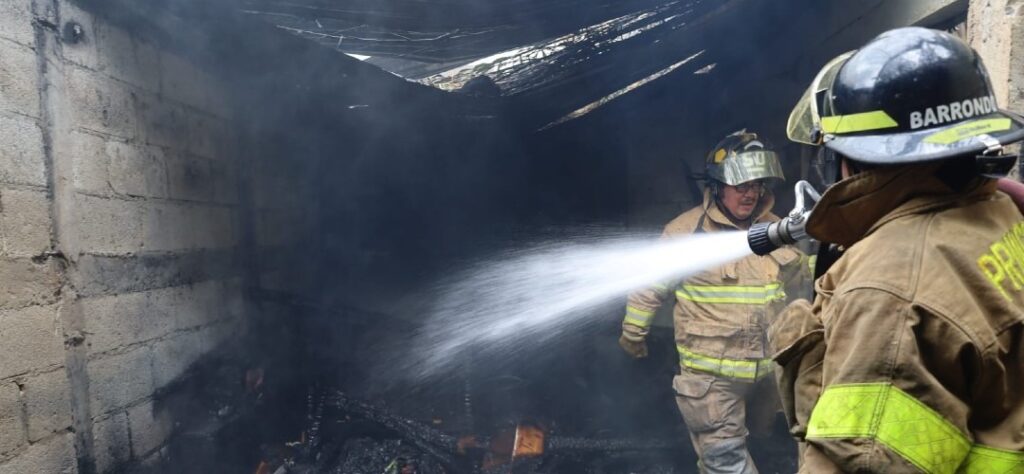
[159, 52, 209, 110]
[92, 411, 130, 473]
[126, 400, 173, 458]
[0, 304, 64, 380]
[89, 21, 161, 94]
[150, 331, 205, 390]
[23, 368, 71, 442]
[143, 202, 234, 250]
[93, 21, 139, 87]
[186, 114, 227, 160]
[81, 289, 173, 355]
[69, 131, 109, 196]
[73, 194, 143, 254]
[107, 141, 167, 198]
[0, 41, 40, 118]
[0, 115, 46, 187]
[166, 154, 212, 202]
[132, 40, 163, 95]
[0, 432, 77, 474]
[138, 98, 188, 149]
[72, 249, 240, 297]
[65, 66, 138, 140]
[0, 186, 52, 258]
[0, 1, 35, 48]
[87, 347, 153, 416]
[141, 201, 193, 252]
[0, 258, 59, 312]
[160, 280, 222, 331]
[0, 382, 25, 457]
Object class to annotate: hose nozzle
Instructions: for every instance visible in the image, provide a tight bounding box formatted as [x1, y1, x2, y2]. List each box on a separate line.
[748, 180, 821, 255]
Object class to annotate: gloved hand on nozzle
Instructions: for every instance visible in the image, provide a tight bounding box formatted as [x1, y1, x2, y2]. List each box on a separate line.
[618, 333, 648, 359]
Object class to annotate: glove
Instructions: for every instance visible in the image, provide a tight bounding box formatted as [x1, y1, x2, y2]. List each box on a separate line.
[618, 334, 648, 359]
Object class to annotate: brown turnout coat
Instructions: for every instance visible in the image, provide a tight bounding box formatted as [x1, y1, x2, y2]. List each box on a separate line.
[624, 190, 802, 381]
[770, 165, 1024, 473]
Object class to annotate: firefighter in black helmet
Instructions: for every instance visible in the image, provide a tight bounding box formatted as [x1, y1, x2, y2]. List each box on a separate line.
[770, 27, 1024, 472]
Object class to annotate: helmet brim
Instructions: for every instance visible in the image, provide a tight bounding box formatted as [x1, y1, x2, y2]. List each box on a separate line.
[708, 150, 786, 186]
[823, 109, 1024, 164]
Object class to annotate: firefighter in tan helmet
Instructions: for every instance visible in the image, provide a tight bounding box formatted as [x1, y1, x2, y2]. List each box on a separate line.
[620, 131, 804, 473]
[770, 27, 1024, 472]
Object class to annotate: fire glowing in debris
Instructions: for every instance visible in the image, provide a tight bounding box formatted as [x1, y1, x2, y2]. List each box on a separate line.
[407, 230, 753, 379]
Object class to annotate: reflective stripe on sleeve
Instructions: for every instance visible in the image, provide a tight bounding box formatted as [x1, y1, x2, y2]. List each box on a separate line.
[676, 282, 786, 305]
[808, 383, 971, 474]
[957, 444, 1024, 474]
[676, 345, 773, 381]
[623, 306, 655, 327]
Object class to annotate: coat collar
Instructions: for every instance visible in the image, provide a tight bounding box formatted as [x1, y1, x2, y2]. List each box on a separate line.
[806, 164, 997, 247]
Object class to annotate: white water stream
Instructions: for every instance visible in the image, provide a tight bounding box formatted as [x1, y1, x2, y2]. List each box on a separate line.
[407, 230, 754, 379]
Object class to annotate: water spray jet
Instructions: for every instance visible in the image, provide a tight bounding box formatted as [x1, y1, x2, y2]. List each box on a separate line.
[400, 181, 824, 380]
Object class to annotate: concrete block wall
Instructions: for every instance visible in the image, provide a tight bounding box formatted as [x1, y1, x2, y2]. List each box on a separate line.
[969, 0, 1024, 177]
[970, 0, 1024, 109]
[0, 1, 247, 472]
[0, 1, 78, 472]
[248, 139, 319, 300]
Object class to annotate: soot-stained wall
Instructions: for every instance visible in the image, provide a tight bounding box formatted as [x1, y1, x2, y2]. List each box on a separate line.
[0, 1, 246, 472]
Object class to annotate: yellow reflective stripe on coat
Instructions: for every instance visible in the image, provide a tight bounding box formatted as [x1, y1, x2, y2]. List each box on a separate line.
[676, 345, 773, 380]
[820, 110, 898, 134]
[808, 383, 971, 474]
[623, 306, 655, 327]
[957, 444, 1024, 474]
[676, 282, 785, 305]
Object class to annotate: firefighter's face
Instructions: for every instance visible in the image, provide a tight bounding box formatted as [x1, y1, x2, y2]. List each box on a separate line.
[720, 181, 763, 220]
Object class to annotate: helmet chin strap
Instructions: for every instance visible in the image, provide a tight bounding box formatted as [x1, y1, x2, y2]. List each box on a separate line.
[976, 135, 1019, 178]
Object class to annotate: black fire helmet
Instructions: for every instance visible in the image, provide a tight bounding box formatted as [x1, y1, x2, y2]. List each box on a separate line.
[788, 27, 1024, 166]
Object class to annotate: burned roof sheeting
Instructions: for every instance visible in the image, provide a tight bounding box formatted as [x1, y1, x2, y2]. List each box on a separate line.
[241, 0, 722, 94]
[239, 0, 704, 63]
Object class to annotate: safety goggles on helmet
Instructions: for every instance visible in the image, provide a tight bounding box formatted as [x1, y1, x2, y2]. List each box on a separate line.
[787, 51, 855, 147]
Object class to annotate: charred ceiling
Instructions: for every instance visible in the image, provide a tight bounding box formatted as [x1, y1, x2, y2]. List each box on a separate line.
[238, 0, 696, 62]
[70, 0, 969, 135]
[231, 0, 803, 129]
